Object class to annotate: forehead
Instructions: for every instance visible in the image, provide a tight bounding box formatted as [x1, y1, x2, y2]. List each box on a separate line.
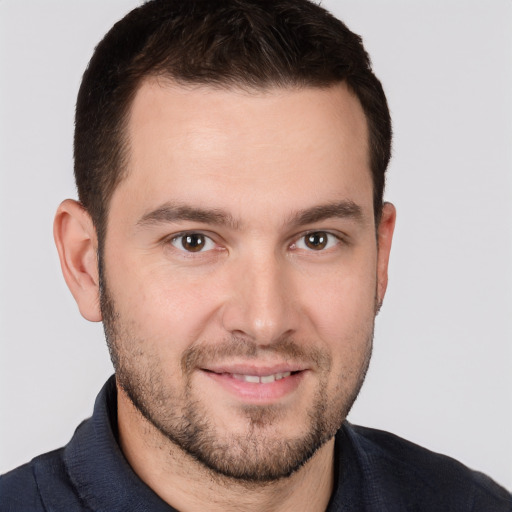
[116, 79, 372, 222]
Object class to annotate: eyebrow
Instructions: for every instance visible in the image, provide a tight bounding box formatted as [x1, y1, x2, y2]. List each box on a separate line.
[136, 203, 240, 230]
[136, 199, 364, 231]
[288, 200, 364, 226]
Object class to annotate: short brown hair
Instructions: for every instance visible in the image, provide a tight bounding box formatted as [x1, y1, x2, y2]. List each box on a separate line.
[74, 0, 391, 244]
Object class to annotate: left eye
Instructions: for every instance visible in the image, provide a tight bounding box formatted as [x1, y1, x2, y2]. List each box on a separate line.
[294, 231, 339, 251]
[170, 233, 216, 253]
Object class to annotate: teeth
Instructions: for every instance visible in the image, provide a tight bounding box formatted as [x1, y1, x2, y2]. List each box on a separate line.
[232, 372, 291, 383]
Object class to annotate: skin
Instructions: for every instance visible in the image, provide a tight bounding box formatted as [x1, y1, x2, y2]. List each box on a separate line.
[54, 80, 395, 511]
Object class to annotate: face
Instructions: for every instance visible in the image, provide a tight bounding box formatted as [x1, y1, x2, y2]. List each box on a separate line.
[100, 80, 393, 481]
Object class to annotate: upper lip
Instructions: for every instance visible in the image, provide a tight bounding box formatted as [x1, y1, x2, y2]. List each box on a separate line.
[202, 363, 307, 376]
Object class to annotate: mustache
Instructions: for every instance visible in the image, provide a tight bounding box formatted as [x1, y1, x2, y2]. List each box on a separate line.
[181, 336, 332, 375]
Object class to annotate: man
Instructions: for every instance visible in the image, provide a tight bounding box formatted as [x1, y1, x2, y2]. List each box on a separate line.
[0, 0, 510, 510]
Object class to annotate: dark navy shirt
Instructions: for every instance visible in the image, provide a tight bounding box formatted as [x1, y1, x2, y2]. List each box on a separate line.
[1, 376, 511, 511]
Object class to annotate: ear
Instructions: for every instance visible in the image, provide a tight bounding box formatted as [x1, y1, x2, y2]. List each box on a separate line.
[53, 199, 102, 322]
[376, 202, 396, 309]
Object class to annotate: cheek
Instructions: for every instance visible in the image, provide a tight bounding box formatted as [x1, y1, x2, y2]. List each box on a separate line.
[109, 259, 224, 346]
[302, 259, 378, 338]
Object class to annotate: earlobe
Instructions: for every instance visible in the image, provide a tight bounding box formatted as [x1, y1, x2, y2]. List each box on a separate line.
[376, 202, 396, 309]
[53, 199, 102, 322]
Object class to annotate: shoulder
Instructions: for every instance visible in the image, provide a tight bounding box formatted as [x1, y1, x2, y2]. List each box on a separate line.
[0, 448, 84, 512]
[344, 423, 512, 511]
[0, 459, 45, 511]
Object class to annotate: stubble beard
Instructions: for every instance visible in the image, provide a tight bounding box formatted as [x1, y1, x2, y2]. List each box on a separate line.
[100, 273, 374, 483]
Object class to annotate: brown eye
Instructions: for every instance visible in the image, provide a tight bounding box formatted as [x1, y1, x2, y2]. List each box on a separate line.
[182, 234, 206, 252]
[171, 233, 215, 253]
[304, 232, 328, 250]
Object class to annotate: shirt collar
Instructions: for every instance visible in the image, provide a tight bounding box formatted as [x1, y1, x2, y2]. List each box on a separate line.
[63, 376, 176, 512]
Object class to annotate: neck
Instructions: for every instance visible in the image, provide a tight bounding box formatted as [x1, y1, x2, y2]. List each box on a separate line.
[117, 386, 335, 512]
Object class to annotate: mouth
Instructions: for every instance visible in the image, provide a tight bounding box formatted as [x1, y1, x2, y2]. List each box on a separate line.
[204, 369, 302, 383]
[200, 366, 306, 402]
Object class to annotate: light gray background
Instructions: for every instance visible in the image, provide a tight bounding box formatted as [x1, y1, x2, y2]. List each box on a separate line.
[1, 0, 511, 490]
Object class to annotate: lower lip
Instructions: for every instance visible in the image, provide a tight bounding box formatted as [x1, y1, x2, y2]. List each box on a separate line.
[201, 370, 306, 403]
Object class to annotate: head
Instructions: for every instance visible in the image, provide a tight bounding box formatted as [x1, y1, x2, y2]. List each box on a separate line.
[55, 0, 395, 484]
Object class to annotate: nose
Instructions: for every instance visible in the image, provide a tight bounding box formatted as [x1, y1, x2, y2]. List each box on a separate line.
[221, 252, 299, 345]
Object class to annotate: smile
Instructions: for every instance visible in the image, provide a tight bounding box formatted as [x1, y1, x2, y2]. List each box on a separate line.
[200, 368, 305, 403]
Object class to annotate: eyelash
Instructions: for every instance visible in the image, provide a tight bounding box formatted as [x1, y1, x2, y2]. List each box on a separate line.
[168, 230, 344, 254]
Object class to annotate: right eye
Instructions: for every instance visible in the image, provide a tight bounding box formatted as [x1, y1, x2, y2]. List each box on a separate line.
[170, 233, 216, 253]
